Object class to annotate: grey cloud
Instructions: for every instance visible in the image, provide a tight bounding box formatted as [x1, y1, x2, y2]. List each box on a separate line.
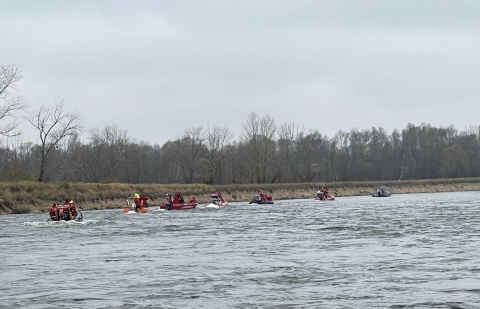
[2, 0, 480, 144]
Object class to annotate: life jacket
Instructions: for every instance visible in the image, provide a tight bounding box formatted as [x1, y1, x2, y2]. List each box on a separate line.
[70, 204, 77, 217]
[49, 206, 58, 220]
[140, 195, 148, 207]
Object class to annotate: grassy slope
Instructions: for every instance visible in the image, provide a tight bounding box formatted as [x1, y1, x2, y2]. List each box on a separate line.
[1, 178, 480, 214]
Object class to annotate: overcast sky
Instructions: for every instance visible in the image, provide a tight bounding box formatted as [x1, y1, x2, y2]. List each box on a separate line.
[2, 0, 480, 145]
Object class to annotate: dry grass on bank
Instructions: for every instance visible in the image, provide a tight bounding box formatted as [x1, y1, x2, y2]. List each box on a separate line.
[1, 178, 480, 214]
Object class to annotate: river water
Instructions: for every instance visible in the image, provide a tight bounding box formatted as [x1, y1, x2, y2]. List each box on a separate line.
[1, 191, 480, 309]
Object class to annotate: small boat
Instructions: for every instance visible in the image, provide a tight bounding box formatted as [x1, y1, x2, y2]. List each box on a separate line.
[249, 190, 274, 204]
[372, 185, 391, 197]
[314, 187, 335, 201]
[160, 191, 198, 210]
[48, 200, 83, 221]
[204, 192, 228, 208]
[123, 195, 152, 213]
[314, 194, 335, 201]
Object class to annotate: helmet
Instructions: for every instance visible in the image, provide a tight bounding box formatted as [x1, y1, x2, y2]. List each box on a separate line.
[69, 200, 74, 203]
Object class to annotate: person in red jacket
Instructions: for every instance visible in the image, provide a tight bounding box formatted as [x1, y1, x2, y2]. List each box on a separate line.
[173, 191, 180, 204]
[49, 203, 58, 221]
[322, 187, 329, 199]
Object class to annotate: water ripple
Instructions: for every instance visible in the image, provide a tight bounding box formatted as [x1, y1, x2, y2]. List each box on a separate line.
[1, 192, 480, 308]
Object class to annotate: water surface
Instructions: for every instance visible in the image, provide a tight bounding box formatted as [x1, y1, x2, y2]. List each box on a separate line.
[1, 191, 480, 308]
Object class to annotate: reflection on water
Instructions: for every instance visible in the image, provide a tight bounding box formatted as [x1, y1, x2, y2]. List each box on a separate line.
[1, 191, 480, 308]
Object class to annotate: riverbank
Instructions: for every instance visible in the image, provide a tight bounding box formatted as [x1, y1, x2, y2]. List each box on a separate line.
[1, 178, 480, 214]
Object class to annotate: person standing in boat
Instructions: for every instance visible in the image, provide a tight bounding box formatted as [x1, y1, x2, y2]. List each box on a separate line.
[68, 199, 77, 218]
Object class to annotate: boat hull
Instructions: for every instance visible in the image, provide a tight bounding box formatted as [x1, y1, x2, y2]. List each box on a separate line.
[203, 201, 228, 208]
[249, 200, 274, 204]
[160, 202, 197, 210]
[373, 186, 391, 197]
[123, 207, 152, 213]
[314, 195, 335, 201]
[48, 205, 82, 221]
[49, 215, 83, 222]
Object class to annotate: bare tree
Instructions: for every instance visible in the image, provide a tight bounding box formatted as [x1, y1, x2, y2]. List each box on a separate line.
[440, 143, 468, 178]
[88, 124, 129, 182]
[176, 127, 207, 184]
[203, 125, 234, 184]
[241, 112, 277, 183]
[0, 64, 26, 137]
[277, 122, 304, 182]
[24, 101, 82, 182]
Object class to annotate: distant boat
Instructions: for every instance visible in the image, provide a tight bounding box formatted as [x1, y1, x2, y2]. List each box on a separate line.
[314, 188, 335, 201]
[204, 192, 228, 208]
[123, 196, 152, 213]
[48, 201, 83, 221]
[314, 194, 335, 201]
[249, 190, 274, 204]
[160, 192, 197, 210]
[372, 185, 391, 197]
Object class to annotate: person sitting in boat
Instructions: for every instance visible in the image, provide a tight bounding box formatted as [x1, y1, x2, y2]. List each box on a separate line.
[132, 193, 140, 211]
[188, 196, 197, 204]
[258, 190, 266, 202]
[215, 192, 225, 204]
[218, 192, 227, 204]
[133, 193, 141, 211]
[49, 203, 58, 221]
[317, 189, 323, 200]
[173, 191, 181, 204]
[140, 195, 148, 207]
[322, 187, 329, 199]
[266, 194, 273, 201]
[164, 194, 173, 210]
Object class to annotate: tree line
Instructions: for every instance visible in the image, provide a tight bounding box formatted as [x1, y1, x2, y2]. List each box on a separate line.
[1, 64, 479, 184]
